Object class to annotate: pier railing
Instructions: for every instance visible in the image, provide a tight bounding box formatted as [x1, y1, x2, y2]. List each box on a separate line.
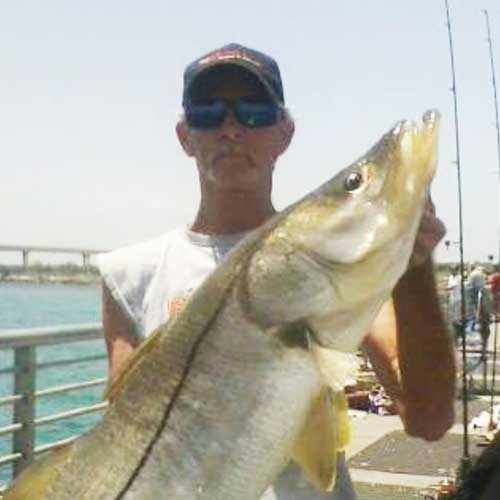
[0, 323, 107, 491]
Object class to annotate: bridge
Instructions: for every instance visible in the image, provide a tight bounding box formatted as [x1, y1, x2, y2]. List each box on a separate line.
[0, 245, 107, 269]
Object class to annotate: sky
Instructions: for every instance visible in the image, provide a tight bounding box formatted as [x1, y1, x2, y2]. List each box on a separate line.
[2, 0, 500, 265]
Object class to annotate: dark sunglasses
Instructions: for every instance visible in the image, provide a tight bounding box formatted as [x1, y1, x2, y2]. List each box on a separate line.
[184, 99, 284, 130]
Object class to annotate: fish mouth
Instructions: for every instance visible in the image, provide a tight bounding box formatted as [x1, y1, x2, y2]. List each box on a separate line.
[392, 108, 439, 181]
[376, 109, 440, 218]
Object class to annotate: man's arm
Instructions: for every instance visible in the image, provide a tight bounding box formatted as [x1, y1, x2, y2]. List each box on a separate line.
[102, 282, 139, 383]
[364, 261, 456, 440]
[362, 199, 456, 441]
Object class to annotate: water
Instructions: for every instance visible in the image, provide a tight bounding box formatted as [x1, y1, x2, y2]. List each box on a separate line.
[0, 282, 104, 487]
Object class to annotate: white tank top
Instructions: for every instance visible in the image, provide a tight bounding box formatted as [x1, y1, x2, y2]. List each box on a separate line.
[97, 227, 356, 500]
[97, 227, 248, 341]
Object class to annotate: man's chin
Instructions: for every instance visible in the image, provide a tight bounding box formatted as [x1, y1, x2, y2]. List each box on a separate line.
[206, 171, 261, 192]
[212, 179, 256, 193]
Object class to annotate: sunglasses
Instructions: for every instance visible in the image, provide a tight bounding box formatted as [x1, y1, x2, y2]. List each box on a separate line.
[185, 98, 284, 130]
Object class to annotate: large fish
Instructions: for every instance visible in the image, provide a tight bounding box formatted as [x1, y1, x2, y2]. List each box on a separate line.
[4, 110, 440, 500]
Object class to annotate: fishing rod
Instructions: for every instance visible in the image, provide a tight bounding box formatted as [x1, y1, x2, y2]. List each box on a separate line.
[484, 9, 500, 428]
[444, 0, 470, 470]
[484, 11, 500, 190]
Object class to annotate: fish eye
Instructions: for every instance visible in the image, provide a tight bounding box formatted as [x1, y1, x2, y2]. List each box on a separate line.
[344, 172, 363, 192]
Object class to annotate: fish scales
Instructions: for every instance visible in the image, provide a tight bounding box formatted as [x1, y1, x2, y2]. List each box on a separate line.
[4, 110, 440, 499]
[122, 305, 321, 499]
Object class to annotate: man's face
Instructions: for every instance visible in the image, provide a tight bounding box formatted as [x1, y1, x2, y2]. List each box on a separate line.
[177, 72, 293, 194]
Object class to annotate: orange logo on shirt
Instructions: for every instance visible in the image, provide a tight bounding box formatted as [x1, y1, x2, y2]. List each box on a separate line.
[167, 297, 189, 319]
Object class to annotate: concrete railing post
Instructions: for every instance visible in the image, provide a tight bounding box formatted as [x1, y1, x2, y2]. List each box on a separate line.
[21, 249, 29, 268]
[12, 346, 36, 477]
[82, 252, 89, 272]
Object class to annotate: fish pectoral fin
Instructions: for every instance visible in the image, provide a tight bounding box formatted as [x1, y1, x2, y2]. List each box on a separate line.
[310, 342, 360, 391]
[291, 387, 351, 492]
[3, 441, 76, 500]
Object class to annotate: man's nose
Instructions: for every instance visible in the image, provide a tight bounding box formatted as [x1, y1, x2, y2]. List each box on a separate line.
[218, 111, 245, 140]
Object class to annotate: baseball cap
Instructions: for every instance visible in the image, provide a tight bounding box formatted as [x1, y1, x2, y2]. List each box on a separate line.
[182, 43, 285, 107]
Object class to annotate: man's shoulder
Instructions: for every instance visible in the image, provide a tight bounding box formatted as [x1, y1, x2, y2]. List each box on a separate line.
[96, 228, 185, 278]
[102, 229, 182, 262]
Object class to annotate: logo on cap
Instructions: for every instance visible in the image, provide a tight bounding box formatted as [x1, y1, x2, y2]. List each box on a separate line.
[198, 49, 262, 68]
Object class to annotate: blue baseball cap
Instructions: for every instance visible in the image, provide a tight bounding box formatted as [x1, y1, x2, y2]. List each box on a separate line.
[182, 43, 285, 107]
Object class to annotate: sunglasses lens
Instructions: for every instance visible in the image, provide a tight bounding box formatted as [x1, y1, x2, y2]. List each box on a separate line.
[185, 101, 226, 129]
[235, 101, 281, 128]
[185, 100, 282, 129]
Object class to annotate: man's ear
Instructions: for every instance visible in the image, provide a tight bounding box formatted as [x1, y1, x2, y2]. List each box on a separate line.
[176, 120, 195, 157]
[274, 117, 295, 157]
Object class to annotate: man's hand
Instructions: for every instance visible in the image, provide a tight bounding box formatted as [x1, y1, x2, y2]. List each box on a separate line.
[410, 196, 446, 267]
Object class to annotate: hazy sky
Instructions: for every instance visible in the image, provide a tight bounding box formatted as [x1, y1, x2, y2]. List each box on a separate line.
[2, 0, 500, 265]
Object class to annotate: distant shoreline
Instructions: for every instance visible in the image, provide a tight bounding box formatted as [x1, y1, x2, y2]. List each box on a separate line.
[0, 265, 100, 286]
[0, 274, 100, 285]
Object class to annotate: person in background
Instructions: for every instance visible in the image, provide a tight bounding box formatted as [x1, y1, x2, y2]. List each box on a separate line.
[468, 264, 486, 311]
[467, 264, 491, 342]
[98, 43, 456, 500]
[488, 265, 500, 321]
[447, 265, 466, 344]
[447, 265, 460, 289]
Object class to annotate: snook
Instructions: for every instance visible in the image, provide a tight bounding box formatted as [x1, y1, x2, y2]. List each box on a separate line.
[5, 111, 440, 500]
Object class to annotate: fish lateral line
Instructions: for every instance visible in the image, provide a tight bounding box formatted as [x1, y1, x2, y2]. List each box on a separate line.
[113, 286, 234, 499]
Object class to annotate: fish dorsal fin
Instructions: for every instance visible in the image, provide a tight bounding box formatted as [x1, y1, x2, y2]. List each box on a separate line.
[3, 442, 76, 499]
[291, 345, 357, 491]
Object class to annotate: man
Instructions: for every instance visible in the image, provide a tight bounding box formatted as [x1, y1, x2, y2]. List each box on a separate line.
[469, 264, 486, 311]
[447, 265, 465, 344]
[98, 43, 456, 499]
[467, 264, 489, 337]
[489, 265, 500, 319]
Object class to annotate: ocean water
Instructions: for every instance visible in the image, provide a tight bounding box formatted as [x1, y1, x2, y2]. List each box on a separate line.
[0, 282, 104, 486]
